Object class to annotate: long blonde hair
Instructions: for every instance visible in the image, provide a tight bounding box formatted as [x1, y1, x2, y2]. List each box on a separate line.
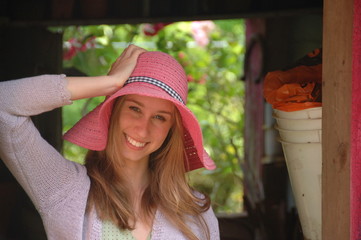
[85, 96, 211, 240]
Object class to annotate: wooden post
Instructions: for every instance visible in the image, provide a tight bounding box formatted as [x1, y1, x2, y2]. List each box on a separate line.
[322, 0, 353, 239]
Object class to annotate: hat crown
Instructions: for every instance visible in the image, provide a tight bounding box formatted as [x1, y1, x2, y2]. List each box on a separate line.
[63, 50, 216, 171]
[129, 51, 188, 104]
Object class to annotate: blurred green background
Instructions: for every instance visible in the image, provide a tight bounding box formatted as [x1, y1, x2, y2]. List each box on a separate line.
[53, 19, 245, 213]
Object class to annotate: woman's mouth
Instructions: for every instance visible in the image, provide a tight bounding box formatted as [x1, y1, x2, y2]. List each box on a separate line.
[125, 134, 147, 148]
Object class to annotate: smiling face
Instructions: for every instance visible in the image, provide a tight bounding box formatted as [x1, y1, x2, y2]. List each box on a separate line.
[114, 94, 175, 165]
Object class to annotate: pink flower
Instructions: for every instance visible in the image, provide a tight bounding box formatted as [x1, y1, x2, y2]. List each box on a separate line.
[143, 23, 172, 36]
[63, 36, 96, 60]
[80, 36, 96, 52]
[68, 38, 82, 48]
[63, 46, 77, 60]
[198, 74, 207, 84]
[187, 74, 195, 82]
[178, 51, 186, 59]
[191, 21, 215, 47]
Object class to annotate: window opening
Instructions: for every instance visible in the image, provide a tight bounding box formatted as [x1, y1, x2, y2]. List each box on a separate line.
[56, 20, 245, 214]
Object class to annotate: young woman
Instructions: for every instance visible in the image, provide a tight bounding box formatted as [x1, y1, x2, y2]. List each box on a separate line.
[0, 45, 219, 239]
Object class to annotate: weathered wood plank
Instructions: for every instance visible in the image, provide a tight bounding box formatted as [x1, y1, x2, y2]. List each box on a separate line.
[322, 0, 353, 239]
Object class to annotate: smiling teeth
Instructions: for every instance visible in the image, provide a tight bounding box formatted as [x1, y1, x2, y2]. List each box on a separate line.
[126, 135, 146, 148]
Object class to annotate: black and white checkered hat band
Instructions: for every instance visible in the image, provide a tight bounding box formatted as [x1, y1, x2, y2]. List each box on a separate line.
[125, 76, 185, 104]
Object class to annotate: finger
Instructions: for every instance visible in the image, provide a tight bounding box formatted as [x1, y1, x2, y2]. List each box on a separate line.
[110, 45, 146, 70]
[127, 44, 147, 54]
[130, 47, 147, 59]
[117, 44, 134, 59]
[115, 45, 138, 62]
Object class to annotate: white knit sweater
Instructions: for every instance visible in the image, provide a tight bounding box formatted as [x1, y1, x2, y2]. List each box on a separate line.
[0, 75, 220, 240]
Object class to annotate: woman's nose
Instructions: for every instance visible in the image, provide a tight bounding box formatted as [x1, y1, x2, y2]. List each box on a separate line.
[134, 117, 150, 138]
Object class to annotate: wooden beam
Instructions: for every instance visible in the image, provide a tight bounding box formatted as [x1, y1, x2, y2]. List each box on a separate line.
[4, 8, 322, 27]
[322, 0, 353, 239]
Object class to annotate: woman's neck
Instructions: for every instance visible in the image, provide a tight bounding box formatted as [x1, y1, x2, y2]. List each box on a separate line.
[122, 159, 155, 236]
[123, 160, 150, 194]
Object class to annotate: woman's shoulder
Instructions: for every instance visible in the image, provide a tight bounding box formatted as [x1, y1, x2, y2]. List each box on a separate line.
[193, 189, 215, 201]
[192, 190, 220, 239]
[199, 204, 220, 240]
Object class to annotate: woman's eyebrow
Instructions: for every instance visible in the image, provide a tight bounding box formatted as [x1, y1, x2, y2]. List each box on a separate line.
[125, 99, 173, 116]
[157, 110, 173, 116]
[125, 99, 143, 107]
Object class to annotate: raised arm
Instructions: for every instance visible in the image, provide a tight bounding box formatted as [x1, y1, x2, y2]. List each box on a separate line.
[66, 44, 146, 100]
[0, 44, 146, 220]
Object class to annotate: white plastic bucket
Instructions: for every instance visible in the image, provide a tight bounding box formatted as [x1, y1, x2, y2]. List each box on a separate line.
[273, 115, 322, 131]
[274, 107, 322, 119]
[280, 140, 322, 240]
[275, 125, 322, 143]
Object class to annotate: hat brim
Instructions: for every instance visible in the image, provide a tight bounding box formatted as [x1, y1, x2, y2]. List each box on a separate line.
[63, 82, 216, 171]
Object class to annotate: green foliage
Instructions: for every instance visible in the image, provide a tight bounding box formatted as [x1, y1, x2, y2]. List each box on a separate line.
[59, 20, 245, 213]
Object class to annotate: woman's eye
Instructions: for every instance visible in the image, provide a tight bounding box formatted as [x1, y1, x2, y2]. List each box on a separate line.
[154, 115, 166, 121]
[129, 106, 140, 112]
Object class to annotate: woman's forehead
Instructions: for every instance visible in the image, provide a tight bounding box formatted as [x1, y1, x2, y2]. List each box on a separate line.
[124, 94, 175, 112]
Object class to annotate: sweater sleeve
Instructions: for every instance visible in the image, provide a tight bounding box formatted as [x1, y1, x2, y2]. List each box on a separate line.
[0, 75, 90, 218]
[203, 206, 220, 240]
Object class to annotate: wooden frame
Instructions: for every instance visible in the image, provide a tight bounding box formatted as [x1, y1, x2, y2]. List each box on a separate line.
[322, 0, 353, 239]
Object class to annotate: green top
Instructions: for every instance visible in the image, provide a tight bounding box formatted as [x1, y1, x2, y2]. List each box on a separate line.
[102, 221, 151, 240]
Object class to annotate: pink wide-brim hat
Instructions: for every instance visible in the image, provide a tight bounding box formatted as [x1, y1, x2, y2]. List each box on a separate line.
[63, 51, 216, 171]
